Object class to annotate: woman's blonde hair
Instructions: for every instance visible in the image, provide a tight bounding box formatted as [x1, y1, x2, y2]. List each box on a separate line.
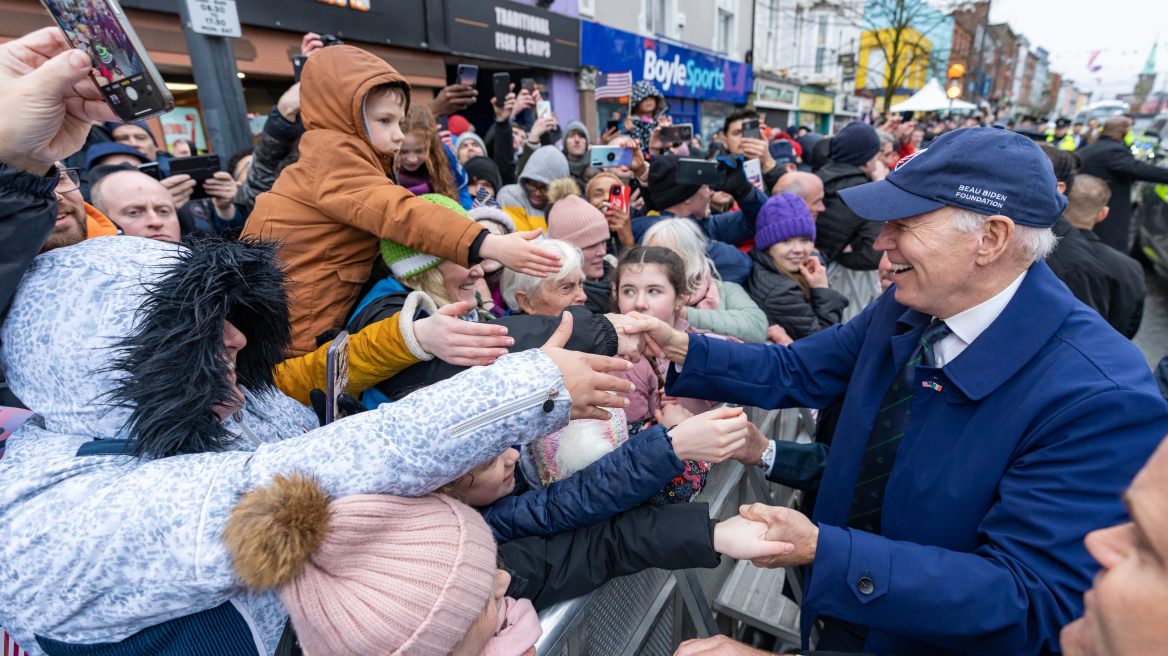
[641, 218, 718, 294]
[400, 264, 456, 308]
[396, 103, 459, 202]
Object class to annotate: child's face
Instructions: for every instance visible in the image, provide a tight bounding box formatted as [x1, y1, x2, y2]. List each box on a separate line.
[617, 263, 683, 325]
[398, 132, 429, 172]
[365, 91, 406, 156]
[468, 179, 495, 202]
[766, 236, 815, 273]
[458, 448, 520, 506]
[634, 97, 657, 116]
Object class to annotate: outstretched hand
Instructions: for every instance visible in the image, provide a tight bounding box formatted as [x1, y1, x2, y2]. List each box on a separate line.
[668, 406, 750, 463]
[0, 27, 117, 174]
[713, 515, 796, 561]
[738, 502, 818, 568]
[603, 313, 646, 362]
[622, 312, 689, 363]
[539, 312, 634, 420]
[674, 635, 776, 656]
[414, 302, 513, 366]
[480, 230, 562, 278]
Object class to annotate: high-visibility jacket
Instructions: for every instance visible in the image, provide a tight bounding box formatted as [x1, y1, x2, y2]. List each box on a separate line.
[1045, 130, 1077, 151]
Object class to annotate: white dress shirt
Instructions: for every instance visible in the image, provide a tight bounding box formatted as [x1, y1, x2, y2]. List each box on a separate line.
[932, 270, 1028, 367]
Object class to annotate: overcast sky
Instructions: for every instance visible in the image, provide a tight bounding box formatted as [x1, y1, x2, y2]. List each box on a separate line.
[987, 0, 1163, 102]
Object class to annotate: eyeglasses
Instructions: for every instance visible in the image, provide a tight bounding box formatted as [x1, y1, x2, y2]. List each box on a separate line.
[522, 180, 548, 195]
[55, 168, 80, 195]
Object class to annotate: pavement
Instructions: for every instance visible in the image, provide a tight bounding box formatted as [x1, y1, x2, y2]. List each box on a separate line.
[1133, 264, 1168, 369]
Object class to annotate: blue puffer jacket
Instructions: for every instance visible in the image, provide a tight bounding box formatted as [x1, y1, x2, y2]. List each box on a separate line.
[480, 424, 685, 542]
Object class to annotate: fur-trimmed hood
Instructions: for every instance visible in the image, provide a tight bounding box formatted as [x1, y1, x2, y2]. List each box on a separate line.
[0, 236, 290, 457]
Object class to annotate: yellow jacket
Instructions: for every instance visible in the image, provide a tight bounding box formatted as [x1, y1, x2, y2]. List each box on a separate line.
[275, 313, 421, 406]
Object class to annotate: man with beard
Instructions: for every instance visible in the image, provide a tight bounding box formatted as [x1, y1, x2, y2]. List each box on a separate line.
[40, 162, 119, 254]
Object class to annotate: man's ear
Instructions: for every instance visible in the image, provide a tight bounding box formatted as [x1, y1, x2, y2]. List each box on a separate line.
[1056, 181, 1067, 195]
[1096, 206, 1110, 225]
[977, 215, 1016, 265]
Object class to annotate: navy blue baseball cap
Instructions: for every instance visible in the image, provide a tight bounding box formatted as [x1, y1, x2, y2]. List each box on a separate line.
[769, 139, 797, 163]
[837, 126, 1068, 228]
[85, 142, 150, 170]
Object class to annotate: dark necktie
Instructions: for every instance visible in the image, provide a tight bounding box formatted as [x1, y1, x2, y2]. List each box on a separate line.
[847, 319, 952, 534]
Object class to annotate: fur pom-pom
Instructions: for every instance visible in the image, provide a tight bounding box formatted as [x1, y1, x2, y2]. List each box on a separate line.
[546, 177, 581, 205]
[223, 472, 331, 591]
[555, 421, 617, 478]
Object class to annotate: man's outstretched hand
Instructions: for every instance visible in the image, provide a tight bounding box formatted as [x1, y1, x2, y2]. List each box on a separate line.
[480, 230, 562, 278]
[540, 312, 634, 420]
[623, 312, 690, 364]
[739, 502, 818, 568]
[674, 635, 776, 656]
[0, 27, 117, 175]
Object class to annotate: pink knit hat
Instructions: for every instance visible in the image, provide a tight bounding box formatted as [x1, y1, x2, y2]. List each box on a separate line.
[548, 194, 609, 249]
[223, 473, 497, 656]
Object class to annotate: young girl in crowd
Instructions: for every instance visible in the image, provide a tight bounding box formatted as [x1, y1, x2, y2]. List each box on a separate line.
[625, 81, 670, 153]
[642, 219, 768, 343]
[745, 193, 848, 341]
[585, 171, 635, 254]
[470, 205, 517, 318]
[396, 103, 471, 207]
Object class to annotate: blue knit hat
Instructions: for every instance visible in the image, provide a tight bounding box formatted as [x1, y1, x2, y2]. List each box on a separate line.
[829, 122, 881, 167]
[755, 193, 815, 251]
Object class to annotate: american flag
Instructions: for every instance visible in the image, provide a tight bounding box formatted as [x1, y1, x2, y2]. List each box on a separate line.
[2, 631, 28, 656]
[594, 71, 633, 101]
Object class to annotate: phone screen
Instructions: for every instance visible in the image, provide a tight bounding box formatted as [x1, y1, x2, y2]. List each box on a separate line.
[660, 124, 693, 143]
[42, 0, 172, 120]
[457, 64, 479, 87]
[536, 101, 552, 119]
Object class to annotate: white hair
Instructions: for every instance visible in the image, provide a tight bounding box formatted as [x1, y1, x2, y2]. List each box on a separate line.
[948, 208, 1059, 263]
[641, 218, 719, 293]
[500, 238, 583, 310]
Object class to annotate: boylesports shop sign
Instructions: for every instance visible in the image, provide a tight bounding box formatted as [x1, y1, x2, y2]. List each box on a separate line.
[580, 22, 752, 104]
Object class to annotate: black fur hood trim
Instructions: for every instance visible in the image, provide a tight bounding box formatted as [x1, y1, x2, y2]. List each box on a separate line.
[104, 236, 292, 458]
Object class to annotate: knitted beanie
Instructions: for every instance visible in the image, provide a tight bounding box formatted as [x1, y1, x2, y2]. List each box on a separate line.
[470, 205, 516, 234]
[463, 155, 502, 192]
[829, 122, 881, 167]
[755, 193, 816, 251]
[380, 193, 469, 277]
[548, 194, 609, 249]
[224, 473, 497, 656]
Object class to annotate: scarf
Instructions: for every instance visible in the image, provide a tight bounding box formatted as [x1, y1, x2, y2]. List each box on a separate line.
[396, 167, 433, 196]
[688, 278, 721, 310]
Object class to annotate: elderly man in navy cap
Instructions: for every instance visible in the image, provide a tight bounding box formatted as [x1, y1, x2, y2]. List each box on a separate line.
[633, 127, 1168, 656]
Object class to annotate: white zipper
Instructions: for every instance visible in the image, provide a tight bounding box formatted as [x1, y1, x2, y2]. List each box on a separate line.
[232, 411, 263, 447]
[448, 388, 559, 437]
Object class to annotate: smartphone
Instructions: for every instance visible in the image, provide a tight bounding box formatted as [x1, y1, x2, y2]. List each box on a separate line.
[901, 110, 915, 121]
[521, 78, 536, 94]
[743, 158, 764, 191]
[607, 184, 630, 213]
[676, 158, 726, 186]
[292, 54, 308, 83]
[536, 100, 552, 119]
[437, 115, 449, 131]
[324, 331, 350, 424]
[456, 64, 479, 87]
[41, 0, 174, 122]
[659, 123, 694, 143]
[168, 154, 220, 200]
[137, 161, 162, 180]
[741, 119, 761, 141]
[493, 72, 511, 108]
[606, 119, 620, 133]
[591, 146, 633, 168]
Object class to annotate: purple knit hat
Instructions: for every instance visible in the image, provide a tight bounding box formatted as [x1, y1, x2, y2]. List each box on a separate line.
[755, 193, 816, 251]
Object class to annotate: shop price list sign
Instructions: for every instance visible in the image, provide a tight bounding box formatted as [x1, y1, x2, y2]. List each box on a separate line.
[186, 0, 242, 38]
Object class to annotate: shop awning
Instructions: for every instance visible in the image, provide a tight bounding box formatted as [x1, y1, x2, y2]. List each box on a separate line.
[889, 79, 977, 112]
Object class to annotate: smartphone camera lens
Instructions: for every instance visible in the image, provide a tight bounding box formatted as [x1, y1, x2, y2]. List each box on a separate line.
[606, 152, 616, 162]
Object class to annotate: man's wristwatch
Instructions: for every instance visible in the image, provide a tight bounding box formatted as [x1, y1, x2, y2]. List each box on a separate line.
[760, 440, 776, 470]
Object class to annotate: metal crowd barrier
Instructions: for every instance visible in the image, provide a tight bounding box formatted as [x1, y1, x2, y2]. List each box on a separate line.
[534, 406, 815, 656]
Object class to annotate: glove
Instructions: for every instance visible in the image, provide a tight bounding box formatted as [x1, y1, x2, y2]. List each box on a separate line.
[309, 388, 367, 425]
[713, 154, 754, 202]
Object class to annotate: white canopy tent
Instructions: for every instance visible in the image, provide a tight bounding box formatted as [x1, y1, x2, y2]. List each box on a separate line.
[889, 79, 977, 112]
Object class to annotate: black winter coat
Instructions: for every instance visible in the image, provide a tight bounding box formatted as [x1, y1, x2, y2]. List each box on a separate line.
[815, 161, 883, 270]
[500, 501, 720, 611]
[583, 260, 613, 314]
[1045, 217, 1114, 322]
[1082, 228, 1146, 339]
[354, 304, 619, 400]
[0, 162, 57, 316]
[745, 248, 848, 340]
[1077, 135, 1168, 252]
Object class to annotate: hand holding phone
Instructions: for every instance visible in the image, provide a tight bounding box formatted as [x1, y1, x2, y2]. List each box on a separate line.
[607, 184, 631, 213]
[456, 64, 479, 87]
[493, 72, 511, 109]
[676, 158, 726, 186]
[591, 146, 633, 168]
[168, 154, 221, 200]
[41, 0, 174, 122]
[659, 123, 693, 144]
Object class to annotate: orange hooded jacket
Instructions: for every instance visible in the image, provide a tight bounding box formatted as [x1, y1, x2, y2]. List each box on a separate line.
[243, 46, 484, 356]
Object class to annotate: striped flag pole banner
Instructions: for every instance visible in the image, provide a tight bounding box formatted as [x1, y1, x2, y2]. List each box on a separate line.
[594, 70, 633, 101]
[3, 630, 29, 656]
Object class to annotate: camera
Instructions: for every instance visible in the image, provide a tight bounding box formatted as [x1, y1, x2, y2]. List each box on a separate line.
[320, 34, 344, 47]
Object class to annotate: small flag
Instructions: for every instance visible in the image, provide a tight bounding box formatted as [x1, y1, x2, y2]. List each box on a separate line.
[595, 71, 633, 101]
[922, 381, 943, 392]
[3, 630, 29, 656]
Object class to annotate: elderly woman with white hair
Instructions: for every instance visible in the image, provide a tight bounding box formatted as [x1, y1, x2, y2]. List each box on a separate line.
[501, 238, 589, 316]
[641, 218, 768, 343]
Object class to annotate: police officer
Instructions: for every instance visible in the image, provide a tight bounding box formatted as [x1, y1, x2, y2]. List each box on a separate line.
[1046, 117, 1077, 150]
[635, 126, 1168, 656]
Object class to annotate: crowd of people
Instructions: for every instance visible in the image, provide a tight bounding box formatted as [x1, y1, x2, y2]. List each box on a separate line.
[2, 23, 1168, 656]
